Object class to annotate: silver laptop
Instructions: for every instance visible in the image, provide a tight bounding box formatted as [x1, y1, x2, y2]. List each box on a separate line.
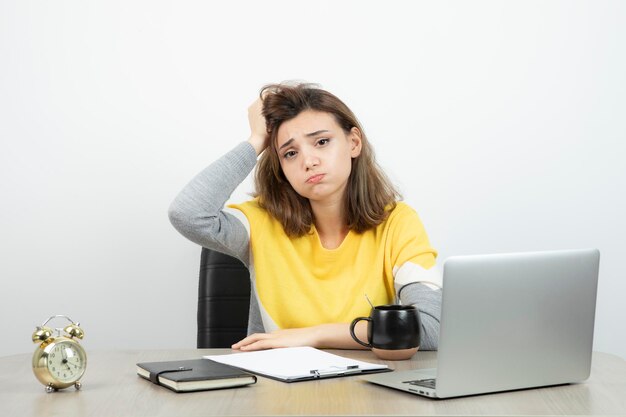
[362, 248, 600, 398]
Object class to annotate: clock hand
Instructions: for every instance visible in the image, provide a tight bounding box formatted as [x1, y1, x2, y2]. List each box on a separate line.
[61, 348, 75, 372]
[67, 356, 83, 371]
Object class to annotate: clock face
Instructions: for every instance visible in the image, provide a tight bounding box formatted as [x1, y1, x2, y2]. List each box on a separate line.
[46, 340, 86, 383]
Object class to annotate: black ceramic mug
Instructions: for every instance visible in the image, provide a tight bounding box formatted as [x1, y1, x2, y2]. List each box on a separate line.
[349, 304, 422, 360]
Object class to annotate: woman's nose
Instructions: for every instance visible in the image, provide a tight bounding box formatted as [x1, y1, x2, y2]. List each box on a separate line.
[303, 152, 320, 169]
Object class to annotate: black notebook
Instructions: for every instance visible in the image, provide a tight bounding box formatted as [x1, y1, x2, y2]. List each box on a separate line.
[136, 359, 257, 392]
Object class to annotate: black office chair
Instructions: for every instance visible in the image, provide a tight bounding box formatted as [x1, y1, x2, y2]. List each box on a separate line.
[197, 248, 251, 348]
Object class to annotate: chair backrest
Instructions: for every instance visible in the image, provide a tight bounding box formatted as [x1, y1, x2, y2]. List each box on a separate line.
[197, 248, 251, 348]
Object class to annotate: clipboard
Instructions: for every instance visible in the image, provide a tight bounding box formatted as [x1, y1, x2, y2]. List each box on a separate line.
[204, 347, 391, 382]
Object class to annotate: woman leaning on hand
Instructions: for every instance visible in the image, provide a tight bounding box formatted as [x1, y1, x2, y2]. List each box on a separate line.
[168, 81, 442, 351]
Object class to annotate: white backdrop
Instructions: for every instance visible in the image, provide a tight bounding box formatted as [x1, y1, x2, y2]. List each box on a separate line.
[1, 1, 624, 359]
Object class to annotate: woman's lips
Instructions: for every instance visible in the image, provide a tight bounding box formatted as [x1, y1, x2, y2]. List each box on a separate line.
[306, 174, 325, 184]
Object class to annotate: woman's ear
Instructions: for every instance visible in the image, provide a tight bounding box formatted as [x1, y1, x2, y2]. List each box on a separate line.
[349, 127, 363, 158]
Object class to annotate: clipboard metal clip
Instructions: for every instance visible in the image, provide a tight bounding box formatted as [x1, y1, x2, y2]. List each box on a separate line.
[310, 365, 361, 378]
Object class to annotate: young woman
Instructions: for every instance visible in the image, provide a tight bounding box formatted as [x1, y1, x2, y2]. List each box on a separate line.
[169, 82, 442, 352]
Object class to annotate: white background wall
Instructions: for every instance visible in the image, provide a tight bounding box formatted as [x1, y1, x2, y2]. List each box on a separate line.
[1, 1, 624, 359]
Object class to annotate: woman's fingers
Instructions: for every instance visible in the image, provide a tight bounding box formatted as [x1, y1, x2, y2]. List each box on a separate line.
[239, 339, 273, 351]
[232, 332, 288, 351]
[231, 333, 271, 349]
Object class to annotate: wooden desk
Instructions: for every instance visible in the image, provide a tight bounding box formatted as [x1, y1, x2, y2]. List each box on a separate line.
[1, 349, 624, 416]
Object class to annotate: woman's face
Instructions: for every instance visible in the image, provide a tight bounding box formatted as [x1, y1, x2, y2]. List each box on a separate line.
[275, 110, 362, 204]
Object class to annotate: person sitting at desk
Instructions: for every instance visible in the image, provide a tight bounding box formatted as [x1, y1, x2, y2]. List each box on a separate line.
[169, 81, 442, 351]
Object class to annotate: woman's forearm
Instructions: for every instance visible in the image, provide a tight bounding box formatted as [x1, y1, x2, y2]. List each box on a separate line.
[316, 322, 370, 350]
[167, 141, 256, 261]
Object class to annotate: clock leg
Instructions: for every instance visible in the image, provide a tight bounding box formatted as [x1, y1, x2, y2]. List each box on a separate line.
[45, 384, 55, 393]
[74, 381, 82, 390]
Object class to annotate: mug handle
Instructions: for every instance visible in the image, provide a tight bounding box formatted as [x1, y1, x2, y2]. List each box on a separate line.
[349, 317, 372, 348]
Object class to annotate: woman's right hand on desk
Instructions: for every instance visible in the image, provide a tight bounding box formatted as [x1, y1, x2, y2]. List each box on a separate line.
[247, 94, 270, 156]
[231, 327, 322, 351]
[231, 322, 370, 351]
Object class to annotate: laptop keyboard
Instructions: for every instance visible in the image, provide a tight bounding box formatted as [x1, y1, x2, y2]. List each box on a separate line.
[403, 378, 437, 389]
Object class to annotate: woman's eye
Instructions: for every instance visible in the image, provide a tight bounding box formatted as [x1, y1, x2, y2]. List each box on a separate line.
[317, 138, 330, 146]
[284, 150, 297, 159]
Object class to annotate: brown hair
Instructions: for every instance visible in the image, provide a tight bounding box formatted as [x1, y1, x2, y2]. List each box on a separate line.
[254, 81, 401, 237]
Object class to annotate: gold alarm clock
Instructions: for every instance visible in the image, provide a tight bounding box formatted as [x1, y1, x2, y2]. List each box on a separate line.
[32, 315, 87, 393]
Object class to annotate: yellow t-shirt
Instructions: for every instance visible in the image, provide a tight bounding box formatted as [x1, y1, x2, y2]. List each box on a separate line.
[229, 200, 437, 330]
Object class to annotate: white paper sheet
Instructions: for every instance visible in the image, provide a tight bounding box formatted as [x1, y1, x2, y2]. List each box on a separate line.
[204, 347, 388, 381]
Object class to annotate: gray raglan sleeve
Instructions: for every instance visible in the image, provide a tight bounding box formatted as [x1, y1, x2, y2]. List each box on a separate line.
[398, 283, 442, 351]
[167, 141, 257, 265]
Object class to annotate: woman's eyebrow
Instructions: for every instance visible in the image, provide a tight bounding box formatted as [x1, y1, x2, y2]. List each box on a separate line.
[278, 138, 295, 150]
[305, 129, 330, 137]
[279, 130, 330, 150]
